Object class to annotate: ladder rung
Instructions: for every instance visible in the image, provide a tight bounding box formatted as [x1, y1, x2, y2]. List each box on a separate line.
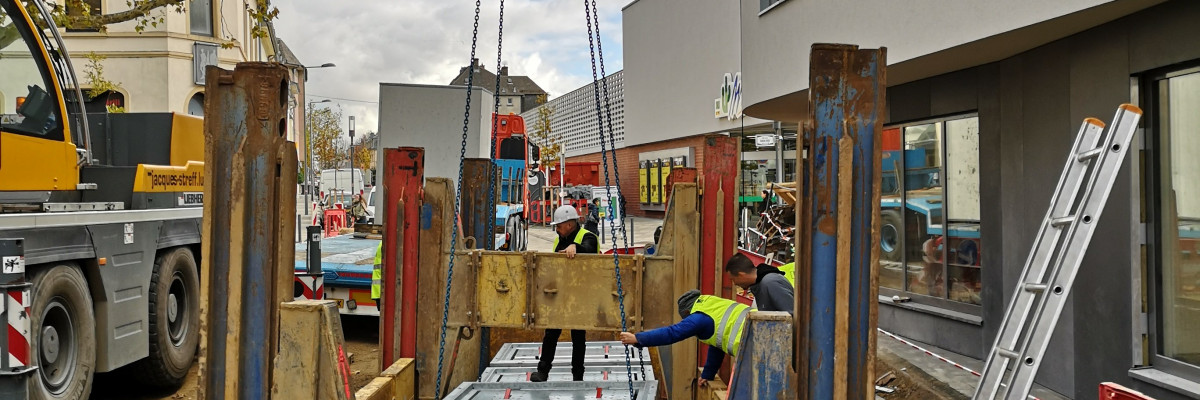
[1050, 216, 1074, 227]
[996, 348, 1020, 359]
[1023, 284, 1048, 293]
[1078, 147, 1104, 161]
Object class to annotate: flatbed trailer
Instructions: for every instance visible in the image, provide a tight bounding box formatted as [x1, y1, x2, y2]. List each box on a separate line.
[294, 234, 380, 316]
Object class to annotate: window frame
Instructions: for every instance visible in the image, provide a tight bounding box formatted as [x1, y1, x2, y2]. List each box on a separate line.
[878, 112, 982, 315]
[189, 0, 214, 37]
[0, 0, 66, 141]
[1142, 62, 1200, 383]
[65, 0, 102, 33]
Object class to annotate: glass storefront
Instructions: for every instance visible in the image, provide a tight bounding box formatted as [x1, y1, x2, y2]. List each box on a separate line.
[1152, 67, 1200, 375]
[879, 115, 982, 305]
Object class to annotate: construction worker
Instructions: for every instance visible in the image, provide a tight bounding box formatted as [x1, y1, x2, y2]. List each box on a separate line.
[725, 253, 794, 313]
[618, 289, 752, 386]
[778, 261, 796, 286]
[371, 241, 383, 301]
[531, 205, 600, 382]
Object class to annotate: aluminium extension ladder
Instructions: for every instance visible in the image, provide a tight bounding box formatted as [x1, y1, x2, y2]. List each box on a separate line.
[973, 104, 1142, 400]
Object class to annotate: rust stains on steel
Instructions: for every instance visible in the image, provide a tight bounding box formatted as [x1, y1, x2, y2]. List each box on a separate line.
[198, 62, 298, 400]
[797, 44, 885, 400]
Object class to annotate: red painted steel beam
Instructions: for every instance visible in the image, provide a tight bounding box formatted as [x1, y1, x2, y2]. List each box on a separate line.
[700, 135, 739, 299]
[381, 148, 424, 367]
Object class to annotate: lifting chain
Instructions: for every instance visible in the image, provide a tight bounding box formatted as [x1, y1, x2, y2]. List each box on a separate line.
[434, 0, 483, 397]
[584, 1, 643, 398]
[486, 0, 506, 246]
[587, 0, 649, 381]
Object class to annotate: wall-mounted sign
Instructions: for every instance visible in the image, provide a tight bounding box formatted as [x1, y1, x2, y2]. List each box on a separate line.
[193, 42, 219, 85]
[714, 72, 743, 120]
[755, 134, 776, 148]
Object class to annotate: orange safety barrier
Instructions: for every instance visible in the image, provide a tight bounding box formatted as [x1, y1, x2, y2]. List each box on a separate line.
[323, 208, 347, 237]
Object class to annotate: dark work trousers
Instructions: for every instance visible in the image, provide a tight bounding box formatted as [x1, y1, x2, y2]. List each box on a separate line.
[539, 328, 587, 380]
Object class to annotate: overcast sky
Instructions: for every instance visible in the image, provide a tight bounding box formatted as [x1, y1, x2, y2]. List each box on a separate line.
[274, 0, 625, 139]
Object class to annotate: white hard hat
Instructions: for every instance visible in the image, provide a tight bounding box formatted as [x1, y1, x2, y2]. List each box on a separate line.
[551, 205, 580, 225]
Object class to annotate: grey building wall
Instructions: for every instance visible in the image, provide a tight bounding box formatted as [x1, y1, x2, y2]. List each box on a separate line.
[879, 2, 1200, 399]
[375, 83, 494, 220]
[621, 0, 767, 147]
[520, 70, 625, 158]
[737, 0, 1165, 121]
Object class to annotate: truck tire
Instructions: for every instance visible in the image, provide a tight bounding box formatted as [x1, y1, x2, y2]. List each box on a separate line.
[880, 209, 903, 262]
[132, 247, 200, 388]
[27, 264, 96, 400]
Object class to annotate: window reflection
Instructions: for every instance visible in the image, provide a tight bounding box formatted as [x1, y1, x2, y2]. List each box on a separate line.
[1159, 71, 1200, 366]
[879, 116, 982, 305]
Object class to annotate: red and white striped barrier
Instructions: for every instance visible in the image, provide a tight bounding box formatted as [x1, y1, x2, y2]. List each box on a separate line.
[294, 274, 324, 301]
[5, 287, 31, 369]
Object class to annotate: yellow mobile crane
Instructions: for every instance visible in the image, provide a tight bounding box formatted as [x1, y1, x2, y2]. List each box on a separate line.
[1, 1, 205, 398]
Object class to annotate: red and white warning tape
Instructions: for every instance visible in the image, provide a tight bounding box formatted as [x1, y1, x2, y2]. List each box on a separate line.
[6, 287, 31, 368]
[878, 328, 980, 376]
[877, 328, 1044, 400]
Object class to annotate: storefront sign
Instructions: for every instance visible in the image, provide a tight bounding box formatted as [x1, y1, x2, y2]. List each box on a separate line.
[714, 72, 743, 120]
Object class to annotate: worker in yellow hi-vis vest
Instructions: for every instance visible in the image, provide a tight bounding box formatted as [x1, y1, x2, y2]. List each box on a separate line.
[371, 241, 383, 300]
[531, 205, 600, 383]
[618, 290, 753, 386]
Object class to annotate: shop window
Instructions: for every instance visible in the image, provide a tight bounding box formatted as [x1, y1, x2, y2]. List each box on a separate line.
[190, 0, 213, 36]
[1148, 66, 1200, 380]
[879, 115, 981, 306]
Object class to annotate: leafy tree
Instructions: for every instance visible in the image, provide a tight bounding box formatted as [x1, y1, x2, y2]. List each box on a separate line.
[309, 103, 347, 170]
[81, 52, 126, 112]
[528, 94, 561, 168]
[37, 0, 277, 42]
[352, 133, 375, 173]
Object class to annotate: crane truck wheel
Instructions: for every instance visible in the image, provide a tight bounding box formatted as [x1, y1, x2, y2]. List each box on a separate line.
[880, 209, 903, 262]
[27, 264, 96, 400]
[131, 247, 200, 387]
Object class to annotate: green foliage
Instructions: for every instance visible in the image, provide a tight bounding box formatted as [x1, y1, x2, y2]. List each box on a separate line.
[82, 52, 121, 99]
[529, 94, 561, 168]
[309, 103, 347, 170]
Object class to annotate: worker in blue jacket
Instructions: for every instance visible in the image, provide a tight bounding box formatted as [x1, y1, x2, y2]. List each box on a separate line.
[619, 289, 752, 386]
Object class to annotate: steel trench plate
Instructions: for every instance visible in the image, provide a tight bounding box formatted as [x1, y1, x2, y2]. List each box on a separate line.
[442, 380, 658, 400]
[490, 341, 650, 367]
[478, 365, 655, 383]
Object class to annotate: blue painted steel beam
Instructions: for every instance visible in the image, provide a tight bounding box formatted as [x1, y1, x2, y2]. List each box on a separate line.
[799, 44, 885, 400]
[199, 63, 297, 400]
[728, 312, 796, 399]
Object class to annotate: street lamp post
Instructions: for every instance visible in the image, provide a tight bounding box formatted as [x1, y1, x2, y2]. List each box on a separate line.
[306, 99, 332, 215]
[349, 116, 356, 200]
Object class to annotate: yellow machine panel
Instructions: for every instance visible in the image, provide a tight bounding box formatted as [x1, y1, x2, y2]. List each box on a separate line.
[639, 160, 648, 203]
[648, 159, 660, 204]
[133, 161, 205, 193]
[0, 133, 80, 191]
[170, 113, 205, 166]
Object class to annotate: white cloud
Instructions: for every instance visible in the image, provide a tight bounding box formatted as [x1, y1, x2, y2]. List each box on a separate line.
[273, 0, 625, 137]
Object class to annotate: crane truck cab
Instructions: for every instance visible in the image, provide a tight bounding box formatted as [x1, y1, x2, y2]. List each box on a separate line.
[1, 1, 205, 398]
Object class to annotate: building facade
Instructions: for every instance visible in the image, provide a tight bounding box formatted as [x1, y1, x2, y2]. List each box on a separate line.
[60, 0, 266, 117]
[519, 70, 625, 158]
[449, 60, 547, 115]
[614, 0, 1200, 398]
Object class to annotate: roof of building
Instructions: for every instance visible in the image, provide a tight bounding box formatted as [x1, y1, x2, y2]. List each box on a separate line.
[449, 59, 548, 96]
[275, 38, 303, 68]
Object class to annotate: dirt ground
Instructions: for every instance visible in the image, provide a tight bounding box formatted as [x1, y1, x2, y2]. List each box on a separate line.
[89, 315, 382, 399]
